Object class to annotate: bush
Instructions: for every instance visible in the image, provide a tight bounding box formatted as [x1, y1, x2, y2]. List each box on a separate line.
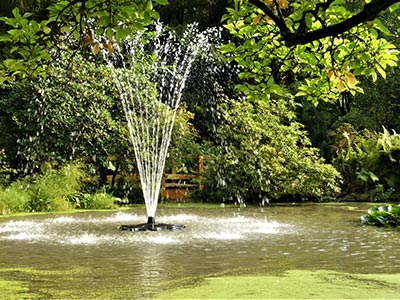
[68, 190, 117, 209]
[332, 125, 400, 199]
[199, 97, 341, 204]
[0, 181, 30, 214]
[24, 163, 83, 212]
[0, 163, 83, 214]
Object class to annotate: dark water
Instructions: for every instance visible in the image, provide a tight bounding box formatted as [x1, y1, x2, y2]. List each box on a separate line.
[0, 204, 399, 298]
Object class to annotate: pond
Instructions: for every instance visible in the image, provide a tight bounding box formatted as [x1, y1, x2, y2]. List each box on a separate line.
[0, 204, 399, 299]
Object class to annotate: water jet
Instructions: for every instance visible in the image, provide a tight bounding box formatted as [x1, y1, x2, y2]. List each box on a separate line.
[110, 24, 208, 231]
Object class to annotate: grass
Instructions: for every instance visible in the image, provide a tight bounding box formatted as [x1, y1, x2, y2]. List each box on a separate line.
[156, 270, 400, 299]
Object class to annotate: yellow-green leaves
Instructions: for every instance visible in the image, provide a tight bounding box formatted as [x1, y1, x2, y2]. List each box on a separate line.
[0, 0, 168, 85]
[48, 0, 161, 43]
[222, 0, 400, 106]
[328, 62, 358, 93]
[92, 43, 100, 55]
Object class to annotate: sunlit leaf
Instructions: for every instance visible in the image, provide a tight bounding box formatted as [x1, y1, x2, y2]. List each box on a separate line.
[295, 90, 307, 97]
[344, 72, 357, 88]
[106, 42, 113, 54]
[266, 17, 274, 25]
[327, 69, 337, 81]
[252, 14, 263, 25]
[82, 35, 93, 46]
[376, 64, 386, 79]
[337, 80, 345, 92]
[92, 43, 100, 55]
[277, 0, 289, 9]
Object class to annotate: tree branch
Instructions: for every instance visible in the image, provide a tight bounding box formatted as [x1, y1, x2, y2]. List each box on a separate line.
[248, 0, 290, 37]
[249, 0, 399, 46]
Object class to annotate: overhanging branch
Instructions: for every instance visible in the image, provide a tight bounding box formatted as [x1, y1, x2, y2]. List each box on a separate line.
[249, 0, 400, 46]
[248, 0, 290, 36]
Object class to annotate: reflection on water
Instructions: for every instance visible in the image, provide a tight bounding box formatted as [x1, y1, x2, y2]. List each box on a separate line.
[0, 204, 399, 298]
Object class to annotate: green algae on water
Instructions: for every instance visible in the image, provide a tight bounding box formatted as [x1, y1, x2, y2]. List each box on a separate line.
[0, 279, 37, 299]
[156, 270, 400, 299]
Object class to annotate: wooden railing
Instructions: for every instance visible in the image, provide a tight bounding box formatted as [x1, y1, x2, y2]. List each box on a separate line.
[161, 171, 198, 200]
[161, 155, 212, 201]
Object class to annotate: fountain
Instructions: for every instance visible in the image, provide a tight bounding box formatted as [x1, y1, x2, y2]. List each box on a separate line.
[1, 205, 400, 298]
[110, 24, 204, 231]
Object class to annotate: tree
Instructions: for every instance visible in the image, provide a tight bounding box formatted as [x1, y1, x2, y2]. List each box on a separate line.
[0, 0, 167, 85]
[222, 0, 399, 105]
[0, 1, 55, 18]
[0, 52, 131, 178]
[248, 0, 399, 46]
[158, 0, 231, 29]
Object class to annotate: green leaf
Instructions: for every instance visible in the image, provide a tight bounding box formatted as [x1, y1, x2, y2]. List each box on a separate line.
[22, 12, 33, 19]
[0, 35, 11, 42]
[42, 26, 51, 35]
[12, 8, 21, 20]
[295, 90, 307, 97]
[371, 71, 378, 82]
[373, 18, 391, 35]
[154, 0, 168, 4]
[220, 43, 236, 53]
[376, 64, 386, 79]
[305, 15, 313, 28]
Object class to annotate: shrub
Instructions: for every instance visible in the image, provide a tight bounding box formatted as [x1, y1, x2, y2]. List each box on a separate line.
[24, 163, 83, 212]
[332, 125, 400, 198]
[68, 190, 117, 210]
[0, 181, 30, 214]
[199, 97, 341, 204]
[0, 163, 83, 214]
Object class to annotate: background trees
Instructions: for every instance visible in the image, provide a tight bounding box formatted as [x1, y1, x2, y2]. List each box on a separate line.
[1, 0, 400, 209]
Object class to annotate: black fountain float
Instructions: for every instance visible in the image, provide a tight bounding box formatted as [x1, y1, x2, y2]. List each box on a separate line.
[119, 216, 186, 232]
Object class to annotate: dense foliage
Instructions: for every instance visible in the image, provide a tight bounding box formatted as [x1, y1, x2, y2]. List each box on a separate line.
[222, 1, 399, 105]
[332, 125, 400, 200]
[0, 0, 167, 84]
[198, 96, 340, 204]
[0, 53, 130, 176]
[1, 0, 400, 213]
[0, 163, 82, 213]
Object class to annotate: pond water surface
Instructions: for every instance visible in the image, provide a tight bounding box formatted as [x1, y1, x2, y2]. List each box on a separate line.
[0, 204, 399, 298]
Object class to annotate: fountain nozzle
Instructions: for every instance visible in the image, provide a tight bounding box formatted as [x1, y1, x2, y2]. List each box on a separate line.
[147, 216, 155, 230]
[119, 216, 185, 232]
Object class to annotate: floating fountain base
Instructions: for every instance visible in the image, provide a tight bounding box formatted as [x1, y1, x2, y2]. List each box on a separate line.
[119, 217, 185, 232]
